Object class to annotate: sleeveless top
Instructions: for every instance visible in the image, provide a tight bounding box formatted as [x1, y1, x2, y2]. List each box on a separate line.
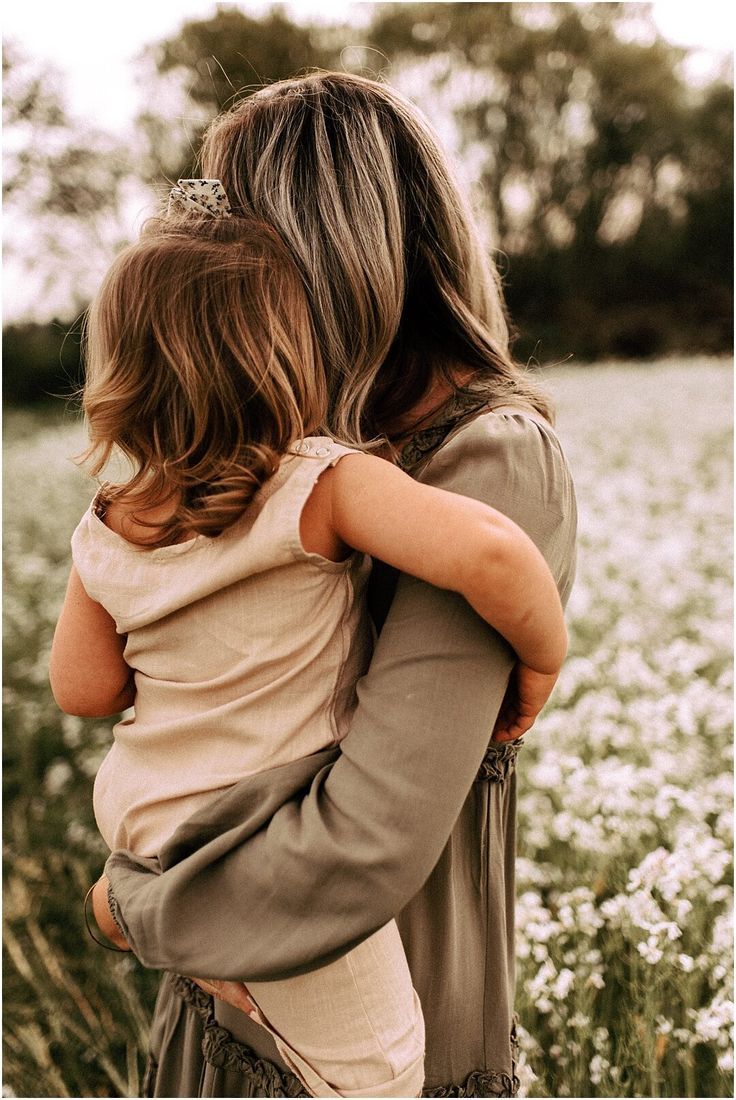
[71, 437, 371, 856]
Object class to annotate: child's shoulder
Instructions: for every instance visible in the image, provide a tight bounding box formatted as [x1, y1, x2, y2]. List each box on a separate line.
[285, 436, 372, 492]
[291, 439, 380, 563]
[289, 436, 357, 461]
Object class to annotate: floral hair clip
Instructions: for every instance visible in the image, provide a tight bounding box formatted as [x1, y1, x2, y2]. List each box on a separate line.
[167, 178, 232, 218]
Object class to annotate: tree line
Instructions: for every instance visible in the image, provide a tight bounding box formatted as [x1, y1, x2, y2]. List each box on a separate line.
[4, 2, 733, 404]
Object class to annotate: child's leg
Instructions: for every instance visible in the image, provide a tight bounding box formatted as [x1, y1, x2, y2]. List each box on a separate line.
[247, 919, 425, 1098]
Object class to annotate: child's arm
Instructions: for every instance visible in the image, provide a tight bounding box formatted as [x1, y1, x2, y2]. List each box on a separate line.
[325, 453, 567, 676]
[50, 566, 135, 717]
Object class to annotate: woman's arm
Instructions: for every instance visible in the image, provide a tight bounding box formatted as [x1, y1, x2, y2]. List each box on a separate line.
[107, 580, 514, 979]
[50, 565, 135, 717]
[105, 412, 577, 981]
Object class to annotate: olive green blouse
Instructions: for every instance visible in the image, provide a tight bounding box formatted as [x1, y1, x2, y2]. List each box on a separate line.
[106, 393, 577, 1098]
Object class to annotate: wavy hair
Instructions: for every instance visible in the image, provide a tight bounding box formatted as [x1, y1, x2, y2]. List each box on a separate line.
[81, 214, 327, 547]
[199, 70, 553, 441]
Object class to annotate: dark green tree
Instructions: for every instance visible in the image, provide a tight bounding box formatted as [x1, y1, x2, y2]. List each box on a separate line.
[365, 2, 733, 358]
[135, 5, 343, 181]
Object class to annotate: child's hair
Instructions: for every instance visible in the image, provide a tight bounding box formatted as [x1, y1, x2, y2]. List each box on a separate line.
[82, 213, 327, 548]
[198, 70, 554, 441]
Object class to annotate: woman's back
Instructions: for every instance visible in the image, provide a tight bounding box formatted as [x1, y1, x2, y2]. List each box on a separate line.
[72, 439, 371, 855]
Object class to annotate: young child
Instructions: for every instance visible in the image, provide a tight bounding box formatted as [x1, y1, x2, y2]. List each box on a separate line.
[50, 183, 567, 1099]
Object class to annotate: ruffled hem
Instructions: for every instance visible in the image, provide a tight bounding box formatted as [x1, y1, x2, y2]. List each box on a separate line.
[170, 975, 309, 1095]
[476, 739, 521, 783]
[423, 1069, 518, 1097]
[160, 976, 519, 1098]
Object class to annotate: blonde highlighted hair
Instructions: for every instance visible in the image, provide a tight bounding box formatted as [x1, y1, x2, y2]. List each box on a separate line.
[82, 214, 326, 547]
[198, 70, 553, 440]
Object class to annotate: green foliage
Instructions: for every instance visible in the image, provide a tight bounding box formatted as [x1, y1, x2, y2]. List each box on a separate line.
[3, 322, 83, 406]
[1, 40, 66, 136]
[136, 5, 342, 181]
[364, 2, 733, 361]
[3, 41, 135, 321]
[154, 5, 337, 108]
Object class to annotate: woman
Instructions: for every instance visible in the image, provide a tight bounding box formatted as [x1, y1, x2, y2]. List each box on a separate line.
[97, 72, 577, 1098]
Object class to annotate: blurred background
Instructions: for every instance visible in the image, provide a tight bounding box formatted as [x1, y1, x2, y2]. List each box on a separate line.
[3, 4, 733, 1098]
[3, 0, 733, 399]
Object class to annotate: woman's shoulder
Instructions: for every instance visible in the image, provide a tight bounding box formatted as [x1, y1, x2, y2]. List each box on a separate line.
[419, 406, 571, 497]
[450, 402, 560, 446]
[420, 405, 577, 597]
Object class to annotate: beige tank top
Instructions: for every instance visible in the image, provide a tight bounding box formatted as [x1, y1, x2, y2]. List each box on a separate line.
[71, 438, 372, 856]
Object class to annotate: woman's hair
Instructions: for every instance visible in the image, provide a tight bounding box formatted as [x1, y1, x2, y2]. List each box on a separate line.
[82, 214, 327, 547]
[198, 70, 553, 440]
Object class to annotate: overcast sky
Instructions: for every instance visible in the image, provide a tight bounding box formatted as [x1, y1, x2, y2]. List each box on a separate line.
[4, 1, 733, 133]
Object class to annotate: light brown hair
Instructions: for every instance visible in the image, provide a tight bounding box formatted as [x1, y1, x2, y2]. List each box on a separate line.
[199, 70, 553, 441]
[82, 214, 327, 547]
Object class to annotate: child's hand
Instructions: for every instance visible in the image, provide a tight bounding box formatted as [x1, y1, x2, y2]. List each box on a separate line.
[491, 663, 559, 742]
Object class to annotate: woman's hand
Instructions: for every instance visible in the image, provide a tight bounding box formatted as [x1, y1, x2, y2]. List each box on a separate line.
[491, 662, 559, 742]
[91, 875, 131, 950]
[189, 976, 257, 1017]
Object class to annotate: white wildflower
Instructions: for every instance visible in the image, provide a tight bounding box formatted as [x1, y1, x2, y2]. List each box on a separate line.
[717, 1050, 734, 1072]
[589, 1054, 610, 1085]
[551, 968, 575, 1000]
[44, 759, 74, 796]
[637, 940, 663, 964]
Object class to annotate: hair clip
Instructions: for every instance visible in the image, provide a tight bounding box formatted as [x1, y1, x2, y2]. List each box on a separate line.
[167, 178, 232, 218]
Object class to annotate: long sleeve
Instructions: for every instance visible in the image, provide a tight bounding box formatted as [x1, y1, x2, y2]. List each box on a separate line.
[106, 410, 577, 982]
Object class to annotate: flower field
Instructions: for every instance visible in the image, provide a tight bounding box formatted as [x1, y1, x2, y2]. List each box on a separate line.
[3, 359, 733, 1098]
[513, 360, 733, 1097]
